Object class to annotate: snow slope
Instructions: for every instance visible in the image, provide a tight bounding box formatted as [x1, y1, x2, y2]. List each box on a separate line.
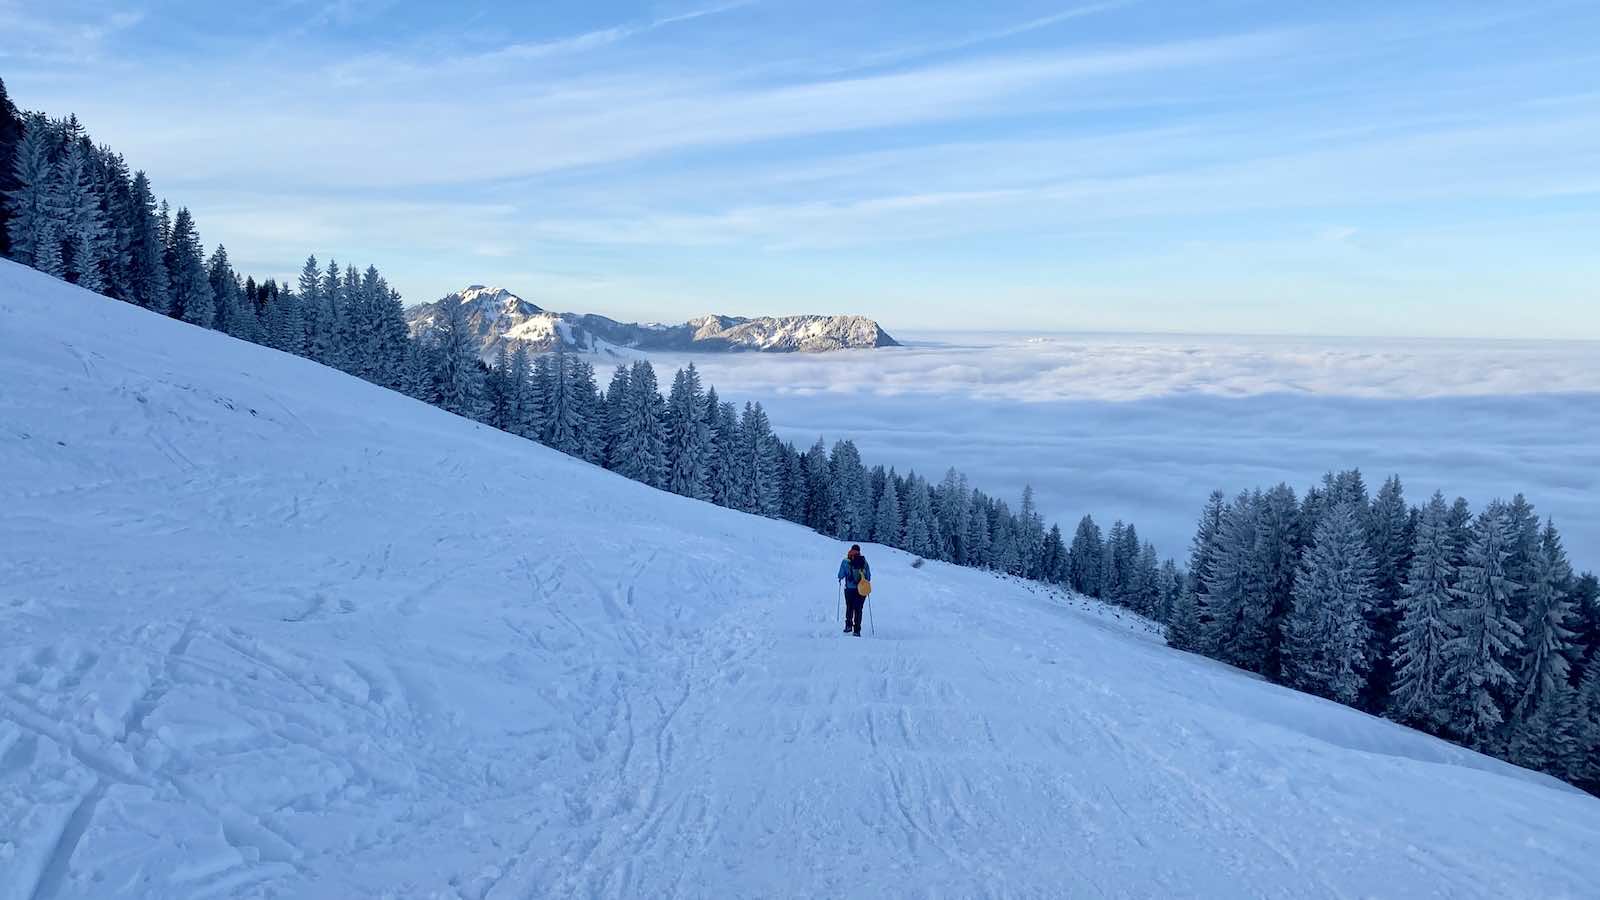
[2, 259, 1599, 899]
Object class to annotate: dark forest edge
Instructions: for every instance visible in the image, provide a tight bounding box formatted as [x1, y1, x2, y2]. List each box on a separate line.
[3, 78, 1596, 794]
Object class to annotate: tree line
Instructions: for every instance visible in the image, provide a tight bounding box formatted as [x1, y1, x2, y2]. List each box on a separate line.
[1164, 471, 1600, 790]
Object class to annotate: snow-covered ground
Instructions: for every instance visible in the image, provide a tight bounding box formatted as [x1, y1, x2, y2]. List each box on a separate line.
[656, 332, 1600, 570]
[3, 260, 1600, 898]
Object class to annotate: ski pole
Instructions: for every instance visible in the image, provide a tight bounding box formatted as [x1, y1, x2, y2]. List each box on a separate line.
[867, 596, 875, 636]
[838, 583, 842, 624]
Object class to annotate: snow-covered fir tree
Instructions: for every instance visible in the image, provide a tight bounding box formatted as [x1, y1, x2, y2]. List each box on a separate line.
[1443, 505, 1526, 750]
[1184, 491, 1227, 650]
[123, 172, 169, 313]
[6, 114, 56, 270]
[505, 345, 534, 438]
[542, 352, 585, 456]
[935, 469, 971, 564]
[709, 399, 741, 509]
[1017, 485, 1046, 579]
[872, 467, 902, 546]
[612, 360, 667, 487]
[828, 440, 871, 540]
[1068, 515, 1104, 597]
[431, 291, 480, 418]
[902, 474, 940, 558]
[1508, 520, 1576, 751]
[801, 439, 834, 532]
[1284, 501, 1377, 705]
[166, 208, 213, 327]
[570, 360, 604, 465]
[665, 363, 712, 500]
[1388, 492, 1460, 732]
[483, 346, 512, 431]
[1365, 475, 1413, 709]
[960, 490, 985, 566]
[206, 245, 247, 339]
[781, 445, 808, 525]
[600, 365, 631, 463]
[1157, 558, 1182, 622]
[736, 402, 780, 516]
[54, 137, 106, 291]
[1205, 491, 1269, 670]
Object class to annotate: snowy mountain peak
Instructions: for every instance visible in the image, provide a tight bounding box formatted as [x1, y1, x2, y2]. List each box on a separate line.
[406, 286, 898, 361]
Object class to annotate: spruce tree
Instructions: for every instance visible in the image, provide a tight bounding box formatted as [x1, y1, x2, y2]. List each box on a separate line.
[1389, 491, 1460, 732]
[1205, 491, 1268, 671]
[433, 292, 480, 417]
[1284, 502, 1377, 705]
[1443, 506, 1526, 750]
[1510, 520, 1576, 733]
[828, 440, 871, 540]
[1134, 541, 1160, 614]
[710, 400, 740, 508]
[206, 245, 248, 338]
[965, 492, 991, 569]
[802, 439, 835, 531]
[1185, 491, 1227, 649]
[1042, 525, 1069, 586]
[1256, 483, 1301, 681]
[737, 402, 780, 516]
[1167, 587, 1204, 652]
[665, 363, 712, 499]
[899, 474, 930, 556]
[781, 445, 809, 524]
[543, 352, 583, 454]
[123, 172, 168, 313]
[936, 469, 971, 564]
[1017, 486, 1046, 579]
[613, 360, 667, 486]
[167, 208, 213, 327]
[0, 76, 22, 259]
[296, 255, 323, 354]
[6, 114, 56, 269]
[484, 345, 512, 430]
[1365, 476, 1413, 709]
[570, 359, 604, 465]
[1157, 558, 1182, 621]
[1068, 515, 1105, 597]
[872, 468, 902, 545]
[96, 150, 136, 301]
[506, 345, 533, 437]
[55, 138, 107, 291]
[601, 365, 631, 463]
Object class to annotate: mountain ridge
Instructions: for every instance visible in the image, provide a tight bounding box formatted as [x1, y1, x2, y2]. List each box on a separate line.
[405, 284, 898, 360]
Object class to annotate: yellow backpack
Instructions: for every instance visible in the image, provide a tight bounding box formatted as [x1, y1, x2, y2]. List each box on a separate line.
[853, 559, 872, 597]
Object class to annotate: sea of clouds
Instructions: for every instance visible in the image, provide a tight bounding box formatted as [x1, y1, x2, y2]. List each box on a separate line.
[642, 332, 1600, 570]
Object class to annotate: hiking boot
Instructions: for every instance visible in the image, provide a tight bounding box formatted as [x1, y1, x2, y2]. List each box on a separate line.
[853, 629, 862, 636]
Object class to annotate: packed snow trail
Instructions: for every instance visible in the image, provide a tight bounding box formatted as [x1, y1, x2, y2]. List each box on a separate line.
[2, 260, 1599, 899]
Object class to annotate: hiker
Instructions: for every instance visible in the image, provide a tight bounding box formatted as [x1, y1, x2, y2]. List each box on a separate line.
[837, 544, 872, 636]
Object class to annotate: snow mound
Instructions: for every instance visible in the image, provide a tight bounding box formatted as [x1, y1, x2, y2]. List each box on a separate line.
[2, 259, 1598, 898]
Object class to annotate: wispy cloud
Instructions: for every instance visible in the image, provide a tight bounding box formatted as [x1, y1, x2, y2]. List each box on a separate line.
[0, 2, 145, 63]
[853, 2, 1137, 69]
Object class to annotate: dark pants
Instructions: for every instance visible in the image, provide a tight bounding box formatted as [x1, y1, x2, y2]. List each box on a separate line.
[844, 590, 864, 632]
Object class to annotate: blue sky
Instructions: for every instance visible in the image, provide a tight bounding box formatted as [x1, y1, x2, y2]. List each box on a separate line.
[4, 0, 1599, 337]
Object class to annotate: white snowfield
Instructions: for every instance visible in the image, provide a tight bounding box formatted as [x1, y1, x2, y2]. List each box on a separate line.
[2, 259, 1599, 899]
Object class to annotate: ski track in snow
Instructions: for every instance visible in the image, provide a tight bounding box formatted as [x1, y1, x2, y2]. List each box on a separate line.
[3, 260, 1600, 898]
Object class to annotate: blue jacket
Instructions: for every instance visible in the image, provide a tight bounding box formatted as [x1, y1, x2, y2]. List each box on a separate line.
[837, 556, 872, 587]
